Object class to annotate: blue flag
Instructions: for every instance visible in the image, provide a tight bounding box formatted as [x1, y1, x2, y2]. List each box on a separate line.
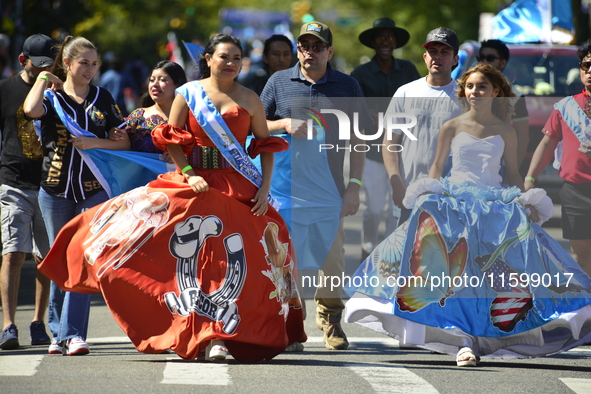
[83, 149, 172, 197]
[183, 41, 204, 67]
[492, 0, 574, 44]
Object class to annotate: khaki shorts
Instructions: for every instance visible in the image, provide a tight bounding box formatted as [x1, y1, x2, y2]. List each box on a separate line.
[0, 184, 49, 257]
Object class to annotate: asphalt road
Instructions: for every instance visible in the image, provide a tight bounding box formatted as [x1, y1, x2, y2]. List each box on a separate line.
[1, 202, 590, 393]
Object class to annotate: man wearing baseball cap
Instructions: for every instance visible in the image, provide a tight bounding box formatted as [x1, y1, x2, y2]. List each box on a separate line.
[382, 26, 462, 245]
[351, 18, 420, 262]
[0, 33, 56, 350]
[261, 21, 373, 351]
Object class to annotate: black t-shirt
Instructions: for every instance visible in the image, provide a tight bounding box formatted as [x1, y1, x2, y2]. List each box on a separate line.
[0, 73, 44, 189]
[37, 85, 123, 201]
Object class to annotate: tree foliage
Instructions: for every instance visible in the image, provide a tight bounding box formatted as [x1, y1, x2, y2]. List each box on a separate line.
[4, 0, 586, 76]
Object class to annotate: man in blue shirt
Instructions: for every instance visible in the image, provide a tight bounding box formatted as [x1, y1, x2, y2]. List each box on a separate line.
[261, 21, 372, 351]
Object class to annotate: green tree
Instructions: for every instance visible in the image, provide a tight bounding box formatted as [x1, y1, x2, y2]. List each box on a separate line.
[7, 0, 587, 78]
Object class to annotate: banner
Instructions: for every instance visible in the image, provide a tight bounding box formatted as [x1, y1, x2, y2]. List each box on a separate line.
[492, 0, 574, 44]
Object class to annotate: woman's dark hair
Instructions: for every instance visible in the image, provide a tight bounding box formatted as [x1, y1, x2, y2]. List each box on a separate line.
[50, 36, 97, 81]
[140, 60, 187, 107]
[197, 33, 242, 80]
[457, 63, 516, 122]
[262, 34, 293, 73]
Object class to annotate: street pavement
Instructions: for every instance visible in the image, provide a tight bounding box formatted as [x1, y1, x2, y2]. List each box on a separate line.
[1, 202, 590, 393]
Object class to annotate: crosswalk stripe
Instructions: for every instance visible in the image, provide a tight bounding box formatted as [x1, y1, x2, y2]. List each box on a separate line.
[161, 357, 231, 385]
[347, 363, 439, 393]
[0, 355, 44, 376]
[559, 378, 591, 394]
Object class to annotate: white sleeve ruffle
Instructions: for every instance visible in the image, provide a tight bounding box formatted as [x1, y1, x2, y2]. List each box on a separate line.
[518, 188, 555, 226]
[402, 178, 444, 209]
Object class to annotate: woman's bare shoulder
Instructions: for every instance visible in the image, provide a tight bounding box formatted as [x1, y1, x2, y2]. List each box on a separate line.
[235, 84, 262, 115]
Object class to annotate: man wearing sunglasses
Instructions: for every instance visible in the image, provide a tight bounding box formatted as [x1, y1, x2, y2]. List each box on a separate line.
[479, 39, 530, 167]
[351, 18, 420, 263]
[261, 21, 373, 352]
[525, 41, 591, 279]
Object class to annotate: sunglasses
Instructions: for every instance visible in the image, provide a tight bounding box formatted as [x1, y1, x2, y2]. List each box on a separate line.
[580, 61, 591, 72]
[374, 35, 396, 45]
[297, 42, 328, 53]
[478, 54, 501, 62]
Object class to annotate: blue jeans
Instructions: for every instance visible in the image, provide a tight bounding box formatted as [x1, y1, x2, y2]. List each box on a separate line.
[38, 188, 109, 342]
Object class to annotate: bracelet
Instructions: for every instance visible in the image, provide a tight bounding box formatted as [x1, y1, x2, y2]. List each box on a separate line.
[349, 178, 362, 186]
[525, 176, 535, 183]
[37, 75, 49, 82]
[181, 165, 193, 175]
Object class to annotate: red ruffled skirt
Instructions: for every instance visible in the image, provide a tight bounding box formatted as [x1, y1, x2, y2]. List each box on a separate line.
[39, 170, 306, 362]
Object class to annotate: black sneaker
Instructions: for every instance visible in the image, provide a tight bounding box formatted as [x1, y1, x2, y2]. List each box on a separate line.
[0, 324, 19, 350]
[30, 321, 51, 346]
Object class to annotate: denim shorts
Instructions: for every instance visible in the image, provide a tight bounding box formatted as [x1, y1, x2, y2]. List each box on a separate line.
[0, 184, 49, 257]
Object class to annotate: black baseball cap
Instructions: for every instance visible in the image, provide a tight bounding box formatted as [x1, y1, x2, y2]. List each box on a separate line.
[22, 34, 57, 68]
[423, 27, 459, 52]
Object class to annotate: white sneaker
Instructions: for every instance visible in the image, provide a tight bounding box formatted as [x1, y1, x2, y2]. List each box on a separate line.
[62, 336, 89, 356]
[48, 340, 63, 354]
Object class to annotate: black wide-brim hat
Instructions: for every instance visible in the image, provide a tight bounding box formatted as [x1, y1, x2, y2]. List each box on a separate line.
[359, 17, 410, 49]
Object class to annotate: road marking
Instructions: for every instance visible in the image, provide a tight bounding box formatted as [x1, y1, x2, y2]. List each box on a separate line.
[161, 358, 230, 385]
[0, 355, 44, 376]
[560, 378, 591, 394]
[347, 363, 439, 393]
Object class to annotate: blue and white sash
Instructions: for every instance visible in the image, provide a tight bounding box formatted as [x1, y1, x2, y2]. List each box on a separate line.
[177, 82, 277, 208]
[553, 96, 591, 169]
[555, 96, 591, 142]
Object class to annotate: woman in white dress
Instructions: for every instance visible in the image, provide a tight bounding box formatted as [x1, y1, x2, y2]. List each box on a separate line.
[345, 63, 591, 367]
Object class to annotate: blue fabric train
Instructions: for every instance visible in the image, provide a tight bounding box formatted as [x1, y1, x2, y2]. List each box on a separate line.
[345, 181, 591, 357]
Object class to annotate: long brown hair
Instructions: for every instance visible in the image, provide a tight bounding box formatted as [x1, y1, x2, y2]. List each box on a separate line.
[457, 63, 516, 122]
[50, 36, 97, 81]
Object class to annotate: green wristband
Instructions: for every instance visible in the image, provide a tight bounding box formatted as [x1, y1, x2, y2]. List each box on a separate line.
[37, 75, 49, 82]
[349, 178, 362, 186]
[525, 176, 535, 183]
[181, 165, 193, 175]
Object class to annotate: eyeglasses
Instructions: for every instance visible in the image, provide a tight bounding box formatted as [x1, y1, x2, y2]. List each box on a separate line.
[297, 42, 328, 53]
[478, 54, 501, 62]
[580, 61, 591, 72]
[374, 35, 396, 45]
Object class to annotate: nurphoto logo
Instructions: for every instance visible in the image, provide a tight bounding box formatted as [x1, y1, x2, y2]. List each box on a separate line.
[304, 106, 418, 152]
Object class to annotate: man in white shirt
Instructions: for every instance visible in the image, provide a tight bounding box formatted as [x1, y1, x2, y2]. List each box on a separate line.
[383, 27, 462, 223]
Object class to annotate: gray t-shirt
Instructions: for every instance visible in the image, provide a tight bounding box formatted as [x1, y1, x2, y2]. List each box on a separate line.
[386, 77, 461, 186]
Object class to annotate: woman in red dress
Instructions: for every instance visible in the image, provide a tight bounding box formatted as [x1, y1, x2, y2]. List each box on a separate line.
[39, 33, 306, 362]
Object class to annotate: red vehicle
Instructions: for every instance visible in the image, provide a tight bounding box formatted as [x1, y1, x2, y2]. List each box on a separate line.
[455, 41, 582, 201]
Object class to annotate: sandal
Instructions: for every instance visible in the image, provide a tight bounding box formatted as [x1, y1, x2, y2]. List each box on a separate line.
[209, 340, 228, 360]
[456, 347, 478, 367]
